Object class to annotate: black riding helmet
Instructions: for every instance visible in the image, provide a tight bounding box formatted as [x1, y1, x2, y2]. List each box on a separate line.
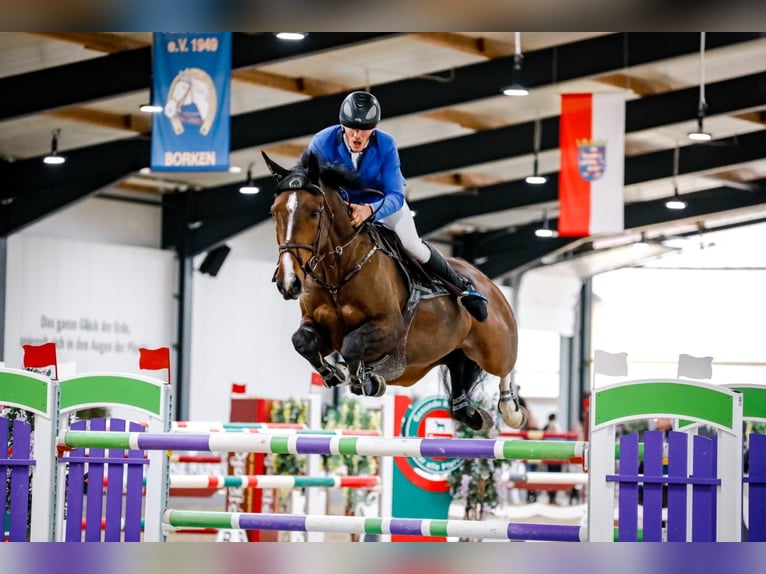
[339, 91, 381, 130]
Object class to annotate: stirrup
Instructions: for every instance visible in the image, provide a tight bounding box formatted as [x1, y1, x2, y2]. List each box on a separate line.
[458, 289, 488, 304]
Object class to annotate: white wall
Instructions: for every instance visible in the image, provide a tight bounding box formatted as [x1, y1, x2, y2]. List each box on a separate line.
[4, 234, 175, 373]
[188, 254, 315, 421]
[592, 267, 766, 384]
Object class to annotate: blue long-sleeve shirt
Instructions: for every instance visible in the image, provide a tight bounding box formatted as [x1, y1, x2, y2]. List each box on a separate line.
[307, 125, 406, 221]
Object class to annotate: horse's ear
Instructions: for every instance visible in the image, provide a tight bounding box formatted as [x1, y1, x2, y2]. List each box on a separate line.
[261, 151, 289, 182]
[306, 153, 320, 185]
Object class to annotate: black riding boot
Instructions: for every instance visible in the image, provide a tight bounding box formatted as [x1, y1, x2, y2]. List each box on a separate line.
[424, 243, 488, 322]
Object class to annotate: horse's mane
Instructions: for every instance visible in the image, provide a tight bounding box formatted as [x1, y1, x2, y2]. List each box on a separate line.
[299, 150, 362, 192]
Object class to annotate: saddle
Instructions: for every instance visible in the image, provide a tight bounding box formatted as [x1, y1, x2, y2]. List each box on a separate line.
[362, 223, 450, 381]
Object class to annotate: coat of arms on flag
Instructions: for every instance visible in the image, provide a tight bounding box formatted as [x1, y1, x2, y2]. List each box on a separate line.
[577, 139, 607, 181]
[558, 93, 626, 237]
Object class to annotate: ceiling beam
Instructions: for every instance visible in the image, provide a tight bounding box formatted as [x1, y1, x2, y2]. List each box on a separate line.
[411, 33, 516, 58]
[0, 138, 149, 235]
[29, 32, 148, 53]
[6, 43, 762, 206]
[231, 69, 347, 97]
[3, 35, 764, 245]
[0, 33, 397, 121]
[4, 70, 764, 242]
[420, 109, 506, 130]
[46, 107, 152, 134]
[162, 128, 766, 257]
[470, 179, 766, 279]
[592, 72, 676, 96]
[412, 128, 766, 236]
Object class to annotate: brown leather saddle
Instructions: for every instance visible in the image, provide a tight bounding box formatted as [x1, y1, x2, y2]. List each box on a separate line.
[363, 223, 449, 380]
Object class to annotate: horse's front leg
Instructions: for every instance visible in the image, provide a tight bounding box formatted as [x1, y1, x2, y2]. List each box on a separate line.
[292, 323, 349, 388]
[340, 320, 395, 398]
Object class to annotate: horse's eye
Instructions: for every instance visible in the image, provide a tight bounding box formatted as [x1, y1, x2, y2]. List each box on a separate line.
[310, 210, 320, 219]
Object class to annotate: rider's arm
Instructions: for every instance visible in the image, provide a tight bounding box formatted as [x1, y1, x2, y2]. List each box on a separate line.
[367, 140, 405, 221]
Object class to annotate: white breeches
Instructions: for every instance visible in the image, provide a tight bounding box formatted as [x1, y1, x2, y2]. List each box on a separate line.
[378, 201, 431, 263]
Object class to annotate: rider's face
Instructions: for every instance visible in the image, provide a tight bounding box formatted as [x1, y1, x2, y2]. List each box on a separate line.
[342, 127, 374, 153]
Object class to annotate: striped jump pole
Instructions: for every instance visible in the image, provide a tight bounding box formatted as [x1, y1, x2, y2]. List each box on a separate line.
[163, 510, 585, 542]
[173, 422, 307, 431]
[167, 475, 380, 490]
[500, 430, 581, 440]
[508, 471, 589, 486]
[169, 454, 223, 464]
[58, 432, 587, 461]
[102, 474, 380, 490]
[172, 426, 382, 436]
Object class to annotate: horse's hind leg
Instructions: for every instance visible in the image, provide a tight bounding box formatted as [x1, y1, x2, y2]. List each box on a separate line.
[444, 351, 493, 432]
[498, 374, 527, 429]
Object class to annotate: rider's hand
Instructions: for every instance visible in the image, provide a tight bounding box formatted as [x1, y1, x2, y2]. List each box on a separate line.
[350, 203, 374, 227]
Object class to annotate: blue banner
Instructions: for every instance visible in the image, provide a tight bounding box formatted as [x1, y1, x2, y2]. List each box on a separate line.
[150, 33, 231, 172]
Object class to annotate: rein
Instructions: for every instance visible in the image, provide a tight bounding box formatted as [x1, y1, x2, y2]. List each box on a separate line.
[275, 185, 380, 306]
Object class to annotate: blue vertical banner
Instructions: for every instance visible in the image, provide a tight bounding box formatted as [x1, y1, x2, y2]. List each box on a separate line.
[151, 33, 231, 171]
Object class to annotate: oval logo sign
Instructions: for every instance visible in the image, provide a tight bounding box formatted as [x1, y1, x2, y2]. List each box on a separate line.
[401, 396, 462, 474]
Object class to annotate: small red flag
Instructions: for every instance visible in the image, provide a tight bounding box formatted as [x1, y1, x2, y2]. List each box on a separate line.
[23, 341, 58, 372]
[138, 347, 170, 371]
[310, 372, 324, 387]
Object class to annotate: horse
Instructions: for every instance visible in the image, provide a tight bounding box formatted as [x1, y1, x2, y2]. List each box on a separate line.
[263, 151, 527, 431]
[164, 68, 216, 135]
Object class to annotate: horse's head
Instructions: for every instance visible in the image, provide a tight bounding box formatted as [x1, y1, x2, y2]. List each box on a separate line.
[264, 151, 324, 300]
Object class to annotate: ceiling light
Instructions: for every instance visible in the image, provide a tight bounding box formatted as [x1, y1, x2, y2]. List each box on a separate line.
[665, 184, 687, 210]
[43, 128, 65, 165]
[535, 210, 556, 238]
[535, 227, 555, 238]
[503, 84, 529, 97]
[275, 33, 306, 41]
[526, 122, 547, 184]
[501, 33, 529, 97]
[665, 145, 686, 210]
[239, 162, 260, 194]
[688, 33, 712, 142]
[228, 165, 242, 174]
[687, 116, 712, 141]
[139, 103, 163, 113]
[634, 232, 651, 250]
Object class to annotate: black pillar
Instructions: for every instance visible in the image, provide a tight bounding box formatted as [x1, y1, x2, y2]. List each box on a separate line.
[174, 251, 193, 421]
[0, 236, 6, 362]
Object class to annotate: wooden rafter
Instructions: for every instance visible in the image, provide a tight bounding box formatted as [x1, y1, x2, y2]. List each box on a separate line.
[421, 109, 506, 131]
[231, 69, 346, 96]
[46, 108, 152, 134]
[421, 172, 503, 188]
[412, 33, 516, 58]
[734, 110, 766, 126]
[261, 143, 306, 159]
[30, 32, 148, 53]
[593, 73, 675, 97]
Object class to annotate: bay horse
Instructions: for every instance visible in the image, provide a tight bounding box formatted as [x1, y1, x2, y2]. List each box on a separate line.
[264, 151, 526, 431]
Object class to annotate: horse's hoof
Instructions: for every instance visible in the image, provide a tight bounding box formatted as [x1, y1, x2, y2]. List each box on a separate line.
[500, 403, 528, 429]
[362, 373, 386, 397]
[349, 382, 363, 396]
[476, 408, 494, 432]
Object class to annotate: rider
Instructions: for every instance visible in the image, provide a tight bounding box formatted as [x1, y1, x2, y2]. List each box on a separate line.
[306, 90, 489, 322]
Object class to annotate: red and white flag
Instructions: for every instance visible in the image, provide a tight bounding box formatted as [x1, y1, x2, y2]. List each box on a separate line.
[558, 93, 625, 237]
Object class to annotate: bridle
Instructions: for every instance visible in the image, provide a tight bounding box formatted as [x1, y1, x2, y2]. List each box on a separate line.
[273, 181, 380, 317]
